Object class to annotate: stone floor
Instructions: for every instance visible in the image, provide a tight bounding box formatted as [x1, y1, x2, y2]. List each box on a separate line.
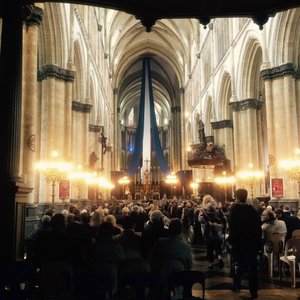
[190, 242, 300, 299]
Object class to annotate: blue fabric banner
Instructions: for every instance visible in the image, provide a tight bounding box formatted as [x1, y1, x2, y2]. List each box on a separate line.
[127, 57, 169, 175]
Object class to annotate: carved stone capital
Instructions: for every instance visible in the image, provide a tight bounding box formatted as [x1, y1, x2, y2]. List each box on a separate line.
[72, 101, 92, 113]
[229, 98, 263, 112]
[25, 5, 43, 26]
[38, 64, 75, 82]
[261, 63, 297, 81]
[211, 120, 233, 129]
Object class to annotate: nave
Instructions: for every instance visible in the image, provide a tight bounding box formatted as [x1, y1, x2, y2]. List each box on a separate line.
[189, 241, 300, 299]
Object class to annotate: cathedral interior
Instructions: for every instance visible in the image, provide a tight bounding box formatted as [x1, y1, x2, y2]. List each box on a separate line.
[1, 0, 300, 263]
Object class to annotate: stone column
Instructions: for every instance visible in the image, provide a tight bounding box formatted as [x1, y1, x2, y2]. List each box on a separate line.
[65, 5, 76, 160]
[22, 5, 44, 203]
[171, 105, 182, 171]
[114, 88, 120, 171]
[0, 2, 33, 261]
[262, 64, 298, 197]
[230, 103, 240, 172]
[283, 75, 298, 152]
[179, 87, 187, 170]
[230, 98, 263, 193]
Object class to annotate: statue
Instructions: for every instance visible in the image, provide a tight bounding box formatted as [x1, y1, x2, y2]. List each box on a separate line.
[196, 113, 206, 147]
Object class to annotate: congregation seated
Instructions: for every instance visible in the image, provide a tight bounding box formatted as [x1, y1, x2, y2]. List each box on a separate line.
[23, 198, 299, 299]
[33, 213, 82, 269]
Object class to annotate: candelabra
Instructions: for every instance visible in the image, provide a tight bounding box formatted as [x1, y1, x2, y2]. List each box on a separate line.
[237, 164, 264, 201]
[86, 172, 115, 202]
[215, 171, 235, 202]
[118, 176, 130, 198]
[190, 182, 199, 197]
[68, 165, 90, 200]
[279, 149, 300, 209]
[36, 151, 73, 207]
[165, 172, 178, 198]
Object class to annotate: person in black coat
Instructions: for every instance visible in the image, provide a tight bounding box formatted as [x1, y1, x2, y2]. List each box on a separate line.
[275, 207, 300, 241]
[228, 188, 262, 300]
[140, 210, 168, 260]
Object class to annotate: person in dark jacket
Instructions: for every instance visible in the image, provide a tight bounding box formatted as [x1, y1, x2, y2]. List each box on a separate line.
[228, 188, 262, 300]
[141, 209, 168, 259]
[275, 207, 300, 241]
[199, 195, 226, 269]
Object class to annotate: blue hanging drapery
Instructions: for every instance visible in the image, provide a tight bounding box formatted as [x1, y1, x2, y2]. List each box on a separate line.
[127, 58, 146, 175]
[127, 57, 169, 175]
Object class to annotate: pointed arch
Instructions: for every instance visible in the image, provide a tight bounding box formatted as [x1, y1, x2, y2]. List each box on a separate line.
[238, 35, 263, 99]
[218, 72, 233, 120]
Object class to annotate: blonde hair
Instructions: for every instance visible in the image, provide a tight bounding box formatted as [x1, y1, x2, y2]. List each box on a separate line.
[104, 214, 117, 226]
[202, 194, 215, 209]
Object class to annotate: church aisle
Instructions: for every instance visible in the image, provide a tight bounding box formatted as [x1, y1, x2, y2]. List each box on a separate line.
[189, 242, 300, 299]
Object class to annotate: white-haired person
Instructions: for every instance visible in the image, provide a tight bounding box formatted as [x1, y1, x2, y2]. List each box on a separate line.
[141, 209, 168, 259]
[199, 194, 226, 269]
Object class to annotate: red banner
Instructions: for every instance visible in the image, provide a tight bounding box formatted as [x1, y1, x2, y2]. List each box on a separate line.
[271, 178, 283, 198]
[59, 180, 70, 200]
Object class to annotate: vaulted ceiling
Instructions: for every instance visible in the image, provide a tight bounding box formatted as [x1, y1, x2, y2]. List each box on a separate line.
[22, 0, 300, 31]
[3, 0, 300, 122]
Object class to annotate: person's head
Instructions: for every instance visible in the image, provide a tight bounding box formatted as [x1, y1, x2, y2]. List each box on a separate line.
[104, 214, 117, 226]
[66, 213, 75, 225]
[51, 213, 66, 231]
[275, 208, 283, 219]
[235, 188, 248, 203]
[81, 212, 91, 225]
[150, 209, 163, 223]
[121, 206, 131, 216]
[261, 209, 275, 223]
[61, 209, 69, 218]
[97, 221, 114, 240]
[168, 218, 183, 237]
[44, 208, 54, 217]
[202, 194, 215, 209]
[40, 215, 51, 230]
[122, 216, 135, 230]
[283, 205, 290, 213]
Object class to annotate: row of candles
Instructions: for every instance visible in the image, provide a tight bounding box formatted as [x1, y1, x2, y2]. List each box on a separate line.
[36, 149, 300, 204]
[36, 151, 115, 206]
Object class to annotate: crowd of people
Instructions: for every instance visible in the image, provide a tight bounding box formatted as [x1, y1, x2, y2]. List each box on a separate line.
[25, 189, 300, 299]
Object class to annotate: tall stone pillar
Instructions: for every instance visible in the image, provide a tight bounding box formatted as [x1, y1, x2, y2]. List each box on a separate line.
[114, 88, 120, 171]
[65, 5, 76, 160]
[179, 87, 187, 170]
[22, 5, 44, 203]
[0, 2, 33, 261]
[262, 64, 299, 200]
[171, 104, 182, 171]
